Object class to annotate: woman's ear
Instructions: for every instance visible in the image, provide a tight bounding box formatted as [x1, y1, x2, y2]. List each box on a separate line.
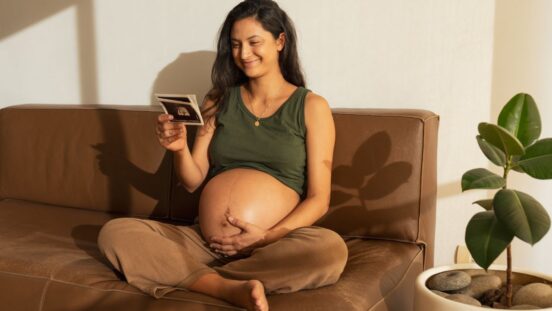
[276, 32, 286, 52]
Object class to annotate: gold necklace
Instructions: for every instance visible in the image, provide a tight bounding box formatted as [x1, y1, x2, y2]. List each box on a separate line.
[244, 88, 270, 127]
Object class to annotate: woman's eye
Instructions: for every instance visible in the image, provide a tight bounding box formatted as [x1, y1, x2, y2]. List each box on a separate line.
[250, 41, 260, 45]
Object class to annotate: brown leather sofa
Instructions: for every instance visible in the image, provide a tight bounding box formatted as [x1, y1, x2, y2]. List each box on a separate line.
[0, 104, 438, 311]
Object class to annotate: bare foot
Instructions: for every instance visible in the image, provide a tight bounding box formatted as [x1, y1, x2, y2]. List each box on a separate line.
[223, 280, 268, 311]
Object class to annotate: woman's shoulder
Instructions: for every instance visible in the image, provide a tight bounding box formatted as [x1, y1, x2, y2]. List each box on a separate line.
[303, 89, 332, 127]
[304, 90, 330, 111]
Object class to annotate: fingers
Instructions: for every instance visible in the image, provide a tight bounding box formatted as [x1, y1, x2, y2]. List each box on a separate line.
[209, 242, 239, 257]
[215, 250, 238, 257]
[209, 242, 236, 251]
[157, 113, 173, 122]
[226, 215, 249, 230]
[156, 127, 184, 138]
[156, 114, 183, 132]
[155, 114, 186, 144]
[210, 236, 242, 251]
[159, 134, 182, 145]
[210, 236, 234, 245]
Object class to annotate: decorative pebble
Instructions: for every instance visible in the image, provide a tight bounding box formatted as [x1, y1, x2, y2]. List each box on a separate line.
[431, 290, 449, 298]
[427, 271, 471, 291]
[454, 274, 502, 298]
[499, 284, 523, 305]
[446, 294, 482, 306]
[465, 269, 489, 277]
[510, 305, 540, 310]
[513, 283, 552, 308]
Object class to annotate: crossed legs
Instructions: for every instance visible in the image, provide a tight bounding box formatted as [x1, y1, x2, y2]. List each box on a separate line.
[97, 217, 348, 310]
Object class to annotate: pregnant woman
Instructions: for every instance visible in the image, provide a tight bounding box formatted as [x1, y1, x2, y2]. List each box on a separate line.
[97, 1, 347, 310]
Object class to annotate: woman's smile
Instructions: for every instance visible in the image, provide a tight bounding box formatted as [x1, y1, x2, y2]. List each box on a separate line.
[242, 59, 259, 67]
[242, 59, 260, 67]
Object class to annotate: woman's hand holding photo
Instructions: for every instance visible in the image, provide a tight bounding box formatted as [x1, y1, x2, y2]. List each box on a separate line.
[156, 113, 187, 152]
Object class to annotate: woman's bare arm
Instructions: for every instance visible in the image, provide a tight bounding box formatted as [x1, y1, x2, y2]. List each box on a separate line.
[173, 98, 217, 192]
[264, 92, 335, 242]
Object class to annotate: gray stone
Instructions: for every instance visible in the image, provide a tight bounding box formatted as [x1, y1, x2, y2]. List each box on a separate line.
[513, 283, 552, 308]
[446, 294, 482, 306]
[431, 290, 449, 298]
[454, 274, 503, 298]
[465, 269, 489, 277]
[427, 271, 471, 291]
[510, 305, 540, 310]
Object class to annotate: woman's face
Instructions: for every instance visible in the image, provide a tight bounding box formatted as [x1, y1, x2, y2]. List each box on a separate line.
[230, 17, 284, 79]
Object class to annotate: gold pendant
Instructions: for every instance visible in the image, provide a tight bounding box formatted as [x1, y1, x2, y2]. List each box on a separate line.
[254, 120, 260, 127]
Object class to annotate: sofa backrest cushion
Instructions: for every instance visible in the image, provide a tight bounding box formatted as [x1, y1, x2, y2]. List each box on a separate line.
[0, 105, 171, 218]
[315, 109, 438, 266]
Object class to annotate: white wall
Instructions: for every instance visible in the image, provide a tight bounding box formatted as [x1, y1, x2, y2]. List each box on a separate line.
[491, 0, 552, 274]
[1, 1, 548, 272]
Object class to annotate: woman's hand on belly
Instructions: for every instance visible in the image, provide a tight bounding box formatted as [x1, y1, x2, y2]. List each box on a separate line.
[209, 214, 268, 257]
[198, 168, 300, 245]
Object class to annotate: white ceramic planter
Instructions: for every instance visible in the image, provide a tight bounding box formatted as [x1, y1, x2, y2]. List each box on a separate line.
[414, 264, 552, 311]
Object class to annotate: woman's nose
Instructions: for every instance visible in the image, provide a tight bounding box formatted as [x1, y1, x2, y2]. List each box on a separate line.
[240, 44, 251, 59]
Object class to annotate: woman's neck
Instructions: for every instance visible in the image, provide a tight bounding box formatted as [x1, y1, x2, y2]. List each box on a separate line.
[245, 71, 289, 101]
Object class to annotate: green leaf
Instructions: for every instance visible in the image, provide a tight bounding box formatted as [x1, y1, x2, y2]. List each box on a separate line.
[518, 138, 552, 179]
[511, 155, 525, 173]
[494, 189, 551, 245]
[498, 93, 541, 147]
[473, 199, 493, 210]
[465, 210, 514, 270]
[477, 135, 506, 166]
[478, 123, 525, 157]
[461, 168, 505, 191]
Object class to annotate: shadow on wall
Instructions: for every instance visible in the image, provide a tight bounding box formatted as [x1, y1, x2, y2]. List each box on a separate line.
[79, 52, 215, 257]
[149, 51, 217, 107]
[3, 0, 217, 270]
[1, 0, 100, 105]
[437, 181, 461, 199]
[91, 51, 215, 221]
[0, 0, 79, 41]
[92, 142, 171, 219]
[317, 131, 413, 236]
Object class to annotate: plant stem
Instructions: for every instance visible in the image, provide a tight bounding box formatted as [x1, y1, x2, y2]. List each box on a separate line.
[503, 161, 513, 307]
[506, 244, 513, 307]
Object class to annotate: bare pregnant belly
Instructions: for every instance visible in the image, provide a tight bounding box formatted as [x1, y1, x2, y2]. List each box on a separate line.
[198, 168, 300, 242]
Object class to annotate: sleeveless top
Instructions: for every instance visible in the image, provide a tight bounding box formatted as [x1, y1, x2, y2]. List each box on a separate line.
[208, 85, 310, 197]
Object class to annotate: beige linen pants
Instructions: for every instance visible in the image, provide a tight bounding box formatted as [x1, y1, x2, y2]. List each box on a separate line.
[97, 217, 348, 299]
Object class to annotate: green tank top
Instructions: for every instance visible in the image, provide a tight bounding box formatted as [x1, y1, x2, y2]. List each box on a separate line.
[208, 85, 309, 196]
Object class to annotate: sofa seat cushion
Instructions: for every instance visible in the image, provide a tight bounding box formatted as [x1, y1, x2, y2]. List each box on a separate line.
[0, 199, 423, 310]
[0, 198, 133, 289]
[268, 238, 424, 311]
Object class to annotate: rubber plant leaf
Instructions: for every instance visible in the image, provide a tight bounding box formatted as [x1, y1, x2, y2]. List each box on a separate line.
[465, 210, 514, 270]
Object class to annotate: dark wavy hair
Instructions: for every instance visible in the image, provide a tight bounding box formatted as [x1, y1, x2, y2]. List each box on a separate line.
[203, 0, 305, 117]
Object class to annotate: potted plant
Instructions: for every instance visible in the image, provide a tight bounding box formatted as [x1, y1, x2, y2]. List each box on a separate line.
[414, 93, 552, 310]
